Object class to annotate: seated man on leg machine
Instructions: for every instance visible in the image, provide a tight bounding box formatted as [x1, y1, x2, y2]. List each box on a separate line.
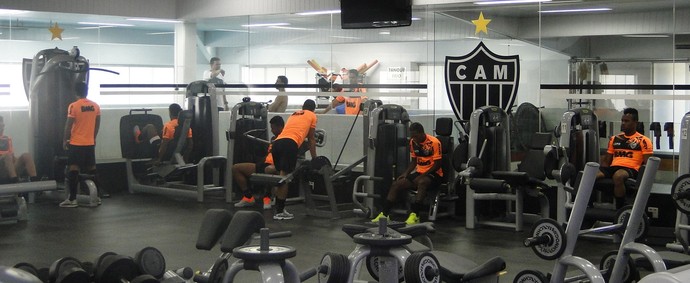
[233, 116, 284, 209]
[597, 107, 653, 209]
[134, 103, 193, 164]
[373, 122, 443, 225]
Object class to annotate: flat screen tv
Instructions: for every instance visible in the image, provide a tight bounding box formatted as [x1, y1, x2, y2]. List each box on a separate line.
[340, 0, 412, 29]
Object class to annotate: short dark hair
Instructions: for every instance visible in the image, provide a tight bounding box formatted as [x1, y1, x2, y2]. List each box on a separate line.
[210, 57, 220, 65]
[269, 116, 285, 128]
[277, 76, 288, 85]
[348, 69, 359, 76]
[302, 99, 316, 112]
[623, 108, 639, 121]
[410, 122, 424, 133]
[74, 82, 88, 98]
[169, 103, 183, 118]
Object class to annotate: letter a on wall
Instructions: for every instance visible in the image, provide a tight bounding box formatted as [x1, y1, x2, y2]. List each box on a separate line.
[445, 42, 520, 121]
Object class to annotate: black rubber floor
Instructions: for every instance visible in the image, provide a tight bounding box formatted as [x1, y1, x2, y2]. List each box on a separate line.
[0, 192, 634, 282]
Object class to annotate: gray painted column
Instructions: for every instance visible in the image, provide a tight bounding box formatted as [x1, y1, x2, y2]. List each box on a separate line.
[175, 22, 197, 84]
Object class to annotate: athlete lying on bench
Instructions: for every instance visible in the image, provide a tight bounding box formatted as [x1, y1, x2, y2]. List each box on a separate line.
[233, 116, 284, 209]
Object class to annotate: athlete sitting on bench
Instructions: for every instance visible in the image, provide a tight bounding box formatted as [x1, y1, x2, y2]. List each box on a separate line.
[233, 116, 285, 209]
[373, 122, 443, 225]
[134, 104, 193, 163]
[0, 115, 38, 184]
[597, 108, 653, 209]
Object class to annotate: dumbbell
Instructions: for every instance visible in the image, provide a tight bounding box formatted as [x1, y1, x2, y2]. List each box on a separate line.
[48, 257, 90, 283]
[14, 262, 50, 283]
[95, 253, 159, 283]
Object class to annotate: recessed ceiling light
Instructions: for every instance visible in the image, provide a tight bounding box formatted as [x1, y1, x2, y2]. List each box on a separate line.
[296, 10, 341, 16]
[622, 34, 669, 38]
[147, 32, 175, 35]
[215, 29, 253, 33]
[127, 18, 182, 24]
[539, 8, 612, 13]
[330, 36, 360, 39]
[242, 23, 290, 27]
[78, 22, 134, 27]
[379, 31, 391, 35]
[75, 26, 115, 29]
[412, 17, 422, 21]
[268, 26, 314, 31]
[475, 0, 551, 5]
[0, 9, 27, 15]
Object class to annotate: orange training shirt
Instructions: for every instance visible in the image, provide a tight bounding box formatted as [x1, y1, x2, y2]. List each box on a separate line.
[410, 134, 443, 176]
[67, 98, 100, 146]
[335, 96, 367, 115]
[0, 136, 13, 155]
[275, 110, 317, 147]
[607, 131, 653, 170]
[162, 118, 193, 140]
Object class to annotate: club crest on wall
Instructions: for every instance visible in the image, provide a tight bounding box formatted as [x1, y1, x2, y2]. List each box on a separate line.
[445, 42, 520, 121]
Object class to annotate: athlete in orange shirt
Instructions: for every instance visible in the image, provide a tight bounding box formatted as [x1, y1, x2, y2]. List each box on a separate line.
[372, 122, 443, 225]
[0, 115, 38, 184]
[320, 69, 367, 115]
[60, 82, 101, 208]
[233, 116, 284, 209]
[271, 100, 318, 220]
[158, 103, 193, 163]
[597, 108, 653, 209]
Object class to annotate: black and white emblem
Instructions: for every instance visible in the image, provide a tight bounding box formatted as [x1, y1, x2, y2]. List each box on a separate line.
[445, 42, 520, 121]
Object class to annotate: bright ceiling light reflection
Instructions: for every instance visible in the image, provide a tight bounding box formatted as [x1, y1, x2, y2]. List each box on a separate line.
[475, 0, 551, 5]
[242, 23, 290, 27]
[297, 10, 341, 16]
[539, 8, 612, 13]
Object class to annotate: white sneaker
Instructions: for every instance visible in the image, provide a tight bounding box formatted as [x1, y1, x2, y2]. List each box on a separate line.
[273, 210, 294, 220]
[59, 199, 78, 208]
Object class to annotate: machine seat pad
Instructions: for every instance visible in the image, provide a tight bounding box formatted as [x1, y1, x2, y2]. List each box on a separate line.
[196, 209, 233, 250]
[220, 211, 265, 253]
[469, 178, 509, 193]
[404, 240, 432, 253]
[397, 223, 434, 238]
[491, 171, 530, 185]
[249, 173, 284, 185]
[431, 251, 505, 282]
[634, 251, 690, 271]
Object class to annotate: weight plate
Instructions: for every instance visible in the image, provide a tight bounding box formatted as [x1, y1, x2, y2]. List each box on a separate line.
[232, 245, 297, 261]
[615, 205, 649, 242]
[513, 269, 548, 283]
[599, 250, 640, 283]
[49, 257, 82, 283]
[672, 174, 690, 215]
[131, 274, 159, 283]
[529, 218, 567, 260]
[317, 252, 350, 283]
[95, 252, 117, 271]
[403, 252, 440, 283]
[13, 263, 39, 277]
[96, 255, 139, 283]
[134, 247, 166, 278]
[207, 258, 228, 283]
[353, 232, 412, 247]
[365, 256, 404, 282]
[56, 267, 89, 283]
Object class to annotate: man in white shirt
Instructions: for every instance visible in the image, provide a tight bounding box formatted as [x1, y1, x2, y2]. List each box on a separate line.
[202, 57, 229, 111]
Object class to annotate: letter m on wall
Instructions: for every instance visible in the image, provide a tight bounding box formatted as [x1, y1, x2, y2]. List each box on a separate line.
[445, 42, 520, 121]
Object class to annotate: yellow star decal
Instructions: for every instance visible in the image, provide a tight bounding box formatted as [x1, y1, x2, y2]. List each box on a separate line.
[49, 22, 64, 40]
[472, 12, 491, 35]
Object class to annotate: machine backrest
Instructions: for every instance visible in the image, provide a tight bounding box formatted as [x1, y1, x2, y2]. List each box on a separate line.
[186, 80, 218, 163]
[435, 117, 454, 183]
[469, 106, 511, 177]
[119, 109, 164, 159]
[233, 101, 268, 164]
[372, 104, 410, 191]
[517, 132, 552, 180]
[478, 126, 509, 176]
[161, 110, 193, 163]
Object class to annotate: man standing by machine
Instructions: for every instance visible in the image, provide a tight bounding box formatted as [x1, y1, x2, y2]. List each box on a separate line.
[372, 122, 443, 225]
[203, 57, 229, 111]
[597, 108, 653, 209]
[268, 76, 289, 113]
[60, 82, 100, 208]
[271, 100, 318, 220]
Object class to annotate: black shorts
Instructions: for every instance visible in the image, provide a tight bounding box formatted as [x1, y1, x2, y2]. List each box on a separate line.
[406, 171, 443, 189]
[67, 145, 96, 168]
[272, 138, 298, 173]
[256, 162, 271, 174]
[599, 166, 638, 180]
